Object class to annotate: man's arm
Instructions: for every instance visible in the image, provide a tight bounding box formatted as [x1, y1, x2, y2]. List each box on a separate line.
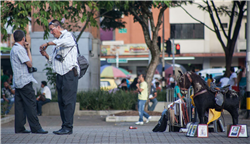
[233, 77, 237, 86]
[24, 42, 32, 68]
[150, 92, 157, 99]
[136, 83, 143, 93]
[40, 41, 56, 51]
[2, 94, 9, 102]
[8, 85, 15, 94]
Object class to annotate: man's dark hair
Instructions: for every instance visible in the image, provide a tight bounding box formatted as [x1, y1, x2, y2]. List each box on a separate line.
[121, 79, 126, 83]
[13, 30, 25, 42]
[3, 69, 9, 75]
[230, 67, 235, 72]
[49, 19, 62, 28]
[140, 74, 146, 80]
[41, 81, 47, 86]
[209, 74, 213, 79]
[155, 82, 159, 86]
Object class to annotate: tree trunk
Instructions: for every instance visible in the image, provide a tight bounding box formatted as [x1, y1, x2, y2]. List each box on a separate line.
[144, 43, 160, 111]
[225, 48, 233, 77]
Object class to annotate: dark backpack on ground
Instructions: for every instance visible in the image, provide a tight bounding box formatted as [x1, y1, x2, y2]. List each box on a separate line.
[152, 109, 168, 132]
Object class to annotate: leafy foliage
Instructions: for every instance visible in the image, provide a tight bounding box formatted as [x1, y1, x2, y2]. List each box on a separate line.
[76, 90, 138, 110]
[1, 1, 123, 42]
[43, 63, 57, 90]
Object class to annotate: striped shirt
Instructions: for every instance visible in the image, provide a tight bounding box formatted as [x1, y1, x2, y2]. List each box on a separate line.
[10, 43, 38, 88]
[47, 30, 79, 76]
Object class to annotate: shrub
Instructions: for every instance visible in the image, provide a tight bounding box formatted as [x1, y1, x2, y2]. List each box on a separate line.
[76, 90, 138, 110]
[157, 90, 166, 101]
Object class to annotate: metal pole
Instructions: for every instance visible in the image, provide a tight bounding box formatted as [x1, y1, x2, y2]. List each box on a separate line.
[172, 39, 175, 75]
[246, 1, 250, 118]
[116, 51, 119, 68]
[162, 12, 165, 88]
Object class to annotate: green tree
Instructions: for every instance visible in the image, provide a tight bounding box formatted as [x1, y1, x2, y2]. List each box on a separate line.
[1, 1, 120, 42]
[110, 1, 170, 91]
[175, 1, 246, 76]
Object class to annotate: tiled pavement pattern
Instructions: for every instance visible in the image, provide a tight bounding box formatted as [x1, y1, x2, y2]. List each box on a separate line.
[1, 115, 250, 144]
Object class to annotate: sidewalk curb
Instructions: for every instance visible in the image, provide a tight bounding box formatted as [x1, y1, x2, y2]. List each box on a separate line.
[1, 115, 14, 124]
[106, 116, 161, 122]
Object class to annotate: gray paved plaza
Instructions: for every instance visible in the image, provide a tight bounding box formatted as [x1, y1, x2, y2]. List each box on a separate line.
[1, 115, 250, 144]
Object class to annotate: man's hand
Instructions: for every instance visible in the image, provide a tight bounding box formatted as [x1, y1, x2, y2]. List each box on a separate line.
[40, 43, 48, 51]
[136, 83, 139, 88]
[4, 98, 9, 103]
[40, 50, 48, 57]
[24, 42, 30, 50]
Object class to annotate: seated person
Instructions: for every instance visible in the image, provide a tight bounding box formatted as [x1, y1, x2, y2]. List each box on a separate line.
[118, 79, 128, 91]
[155, 82, 161, 91]
[36, 81, 51, 116]
[1, 81, 15, 114]
[148, 83, 158, 111]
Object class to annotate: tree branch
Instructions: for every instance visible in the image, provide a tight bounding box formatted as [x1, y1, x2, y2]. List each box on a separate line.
[228, 1, 236, 39]
[206, 0, 226, 49]
[211, 1, 228, 39]
[178, 4, 215, 32]
[231, 1, 245, 54]
[93, 9, 111, 19]
[76, 8, 94, 42]
[155, 4, 168, 38]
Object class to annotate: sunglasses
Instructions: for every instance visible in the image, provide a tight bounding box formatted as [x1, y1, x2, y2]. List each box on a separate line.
[49, 22, 55, 25]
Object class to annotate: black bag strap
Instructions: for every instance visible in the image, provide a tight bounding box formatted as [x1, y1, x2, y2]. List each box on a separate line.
[55, 33, 78, 59]
[71, 34, 81, 56]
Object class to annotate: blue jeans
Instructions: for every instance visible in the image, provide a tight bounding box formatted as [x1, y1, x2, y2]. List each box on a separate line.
[36, 99, 51, 115]
[138, 100, 150, 122]
[148, 98, 158, 111]
[1, 97, 15, 114]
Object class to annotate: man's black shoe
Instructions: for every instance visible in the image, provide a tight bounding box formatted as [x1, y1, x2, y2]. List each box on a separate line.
[16, 130, 31, 133]
[53, 129, 72, 135]
[53, 128, 63, 134]
[33, 128, 48, 134]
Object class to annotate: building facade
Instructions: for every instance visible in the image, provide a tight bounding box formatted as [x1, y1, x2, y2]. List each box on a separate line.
[100, 1, 246, 76]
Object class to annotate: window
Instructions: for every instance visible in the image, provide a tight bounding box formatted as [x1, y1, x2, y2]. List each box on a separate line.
[221, 23, 228, 28]
[100, 81, 110, 87]
[170, 23, 204, 39]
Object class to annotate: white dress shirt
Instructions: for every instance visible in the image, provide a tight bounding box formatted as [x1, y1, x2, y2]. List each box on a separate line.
[41, 86, 52, 100]
[10, 43, 37, 88]
[47, 30, 79, 76]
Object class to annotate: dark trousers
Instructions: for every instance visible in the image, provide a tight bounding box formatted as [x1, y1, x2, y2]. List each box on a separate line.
[56, 70, 78, 130]
[15, 82, 42, 133]
[36, 99, 51, 115]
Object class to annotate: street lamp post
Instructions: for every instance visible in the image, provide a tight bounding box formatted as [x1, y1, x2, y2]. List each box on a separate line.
[246, 1, 250, 118]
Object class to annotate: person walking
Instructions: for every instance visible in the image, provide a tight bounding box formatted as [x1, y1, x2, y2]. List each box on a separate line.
[135, 74, 151, 125]
[10, 30, 47, 134]
[40, 19, 79, 135]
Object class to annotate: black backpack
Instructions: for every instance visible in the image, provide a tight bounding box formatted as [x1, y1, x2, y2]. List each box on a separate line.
[152, 109, 168, 132]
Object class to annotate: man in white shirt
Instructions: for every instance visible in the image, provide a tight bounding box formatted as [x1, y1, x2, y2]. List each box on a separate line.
[218, 74, 229, 87]
[40, 19, 79, 135]
[228, 67, 237, 90]
[36, 81, 51, 116]
[11, 30, 47, 134]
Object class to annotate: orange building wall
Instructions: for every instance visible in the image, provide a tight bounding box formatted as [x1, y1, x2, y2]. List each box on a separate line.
[115, 8, 170, 44]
